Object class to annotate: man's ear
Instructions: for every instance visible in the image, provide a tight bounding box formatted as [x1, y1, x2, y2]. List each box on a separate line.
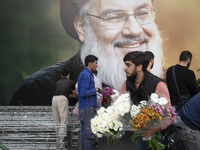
[137, 64, 143, 72]
[187, 58, 191, 63]
[74, 16, 85, 42]
[88, 62, 92, 67]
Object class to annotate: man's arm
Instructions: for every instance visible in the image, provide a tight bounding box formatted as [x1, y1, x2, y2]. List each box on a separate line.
[69, 90, 77, 98]
[141, 81, 172, 137]
[79, 74, 96, 97]
[188, 71, 200, 96]
[120, 80, 127, 94]
[155, 81, 171, 107]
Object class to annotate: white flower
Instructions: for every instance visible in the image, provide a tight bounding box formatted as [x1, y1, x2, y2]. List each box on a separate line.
[102, 112, 109, 120]
[115, 121, 120, 128]
[107, 121, 113, 129]
[97, 133, 102, 138]
[139, 101, 147, 108]
[150, 93, 158, 99]
[114, 126, 119, 131]
[158, 97, 168, 106]
[92, 127, 97, 134]
[97, 107, 106, 116]
[131, 105, 140, 118]
[106, 115, 112, 122]
[119, 127, 123, 131]
[113, 89, 120, 94]
[113, 93, 131, 116]
[110, 113, 118, 120]
[106, 106, 114, 115]
[100, 126, 105, 133]
[124, 103, 131, 112]
[102, 121, 107, 128]
[150, 93, 159, 103]
[96, 117, 101, 124]
[119, 122, 123, 128]
[111, 89, 120, 98]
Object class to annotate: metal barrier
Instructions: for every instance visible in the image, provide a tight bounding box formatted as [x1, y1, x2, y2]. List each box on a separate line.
[0, 106, 80, 150]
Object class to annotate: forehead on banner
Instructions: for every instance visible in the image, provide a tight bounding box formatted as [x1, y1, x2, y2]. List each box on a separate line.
[60, 0, 155, 40]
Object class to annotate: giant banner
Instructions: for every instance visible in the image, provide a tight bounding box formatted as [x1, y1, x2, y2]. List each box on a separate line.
[0, 0, 199, 105]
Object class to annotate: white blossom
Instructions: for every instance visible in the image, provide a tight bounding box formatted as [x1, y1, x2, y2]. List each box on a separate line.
[106, 106, 114, 115]
[158, 97, 168, 106]
[97, 133, 102, 138]
[131, 105, 141, 118]
[139, 101, 147, 108]
[97, 107, 106, 116]
[150, 93, 159, 103]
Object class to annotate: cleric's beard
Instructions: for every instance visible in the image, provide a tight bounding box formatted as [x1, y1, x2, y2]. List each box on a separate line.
[148, 26, 164, 78]
[80, 27, 125, 91]
[80, 25, 163, 91]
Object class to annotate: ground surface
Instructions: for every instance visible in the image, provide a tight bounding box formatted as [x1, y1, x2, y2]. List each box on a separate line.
[66, 131, 137, 150]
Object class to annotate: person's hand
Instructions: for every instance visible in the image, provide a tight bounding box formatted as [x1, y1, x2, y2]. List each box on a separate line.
[97, 88, 104, 95]
[141, 126, 162, 138]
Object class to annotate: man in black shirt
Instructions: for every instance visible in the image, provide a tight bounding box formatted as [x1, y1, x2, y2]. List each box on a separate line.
[52, 69, 76, 143]
[166, 50, 200, 109]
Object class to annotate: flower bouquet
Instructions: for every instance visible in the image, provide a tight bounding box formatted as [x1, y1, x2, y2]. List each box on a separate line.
[102, 87, 120, 107]
[91, 92, 176, 149]
[130, 93, 176, 150]
[72, 102, 79, 117]
[90, 92, 131, 145]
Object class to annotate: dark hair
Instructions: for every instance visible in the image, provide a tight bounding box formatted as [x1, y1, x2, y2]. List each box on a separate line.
[61, 69, 70, 76]
[123, 51, 149, 72]
[93, 70, 98, 75]
[144, 51, 155, 59]
[85, 55, 98, 67]
[179, 50, 192, 61]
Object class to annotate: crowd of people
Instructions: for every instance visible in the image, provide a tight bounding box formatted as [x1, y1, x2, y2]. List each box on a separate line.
[9, 0, 200, 150]
[52, 50, 200, 150]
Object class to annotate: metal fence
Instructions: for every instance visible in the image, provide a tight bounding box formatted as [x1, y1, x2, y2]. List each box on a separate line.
[0, 106, 80, 150]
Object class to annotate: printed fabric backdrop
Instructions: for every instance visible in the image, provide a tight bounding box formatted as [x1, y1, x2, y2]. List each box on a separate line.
[0, 0, 199, 105]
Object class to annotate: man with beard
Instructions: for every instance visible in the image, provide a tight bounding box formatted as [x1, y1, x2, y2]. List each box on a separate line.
[120, 51, 171, 150]
[166, 50, 200, 110]
[144, 51, 155, 71]
[77, 55, 99, 150]
[10, 0, 164, 106]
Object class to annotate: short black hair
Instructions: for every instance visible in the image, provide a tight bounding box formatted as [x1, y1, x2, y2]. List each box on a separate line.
[123, 51, 149, 72]
[144, 51, 155, 59]
[61, 69, 70, 76]
[179, 50, 192, 61]
[85, 55, 98, 67]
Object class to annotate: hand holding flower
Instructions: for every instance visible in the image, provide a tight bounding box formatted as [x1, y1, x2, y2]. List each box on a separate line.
[141, 126, 162, 138]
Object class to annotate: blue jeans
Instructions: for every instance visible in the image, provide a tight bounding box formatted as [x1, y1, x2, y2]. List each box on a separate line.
[78, 107, 96, 150]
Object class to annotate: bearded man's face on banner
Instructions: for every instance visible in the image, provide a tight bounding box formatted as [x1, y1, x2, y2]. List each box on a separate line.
[76, 0, 163, 90]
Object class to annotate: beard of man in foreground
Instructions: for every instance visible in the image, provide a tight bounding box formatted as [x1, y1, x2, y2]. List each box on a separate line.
[79, 2, 163, 90]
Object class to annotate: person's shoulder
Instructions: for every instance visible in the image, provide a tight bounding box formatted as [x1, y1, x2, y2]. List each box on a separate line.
[147, 71, 162, 81]
[179, 66, 194, 74]
[187, 68, 195, 73]
[78, 68, 88, 78]
[166, 65, 175, 72]
[79, 68, 87, 74]
[167, 65, 174, 69]
[69, 78, 75, 85]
